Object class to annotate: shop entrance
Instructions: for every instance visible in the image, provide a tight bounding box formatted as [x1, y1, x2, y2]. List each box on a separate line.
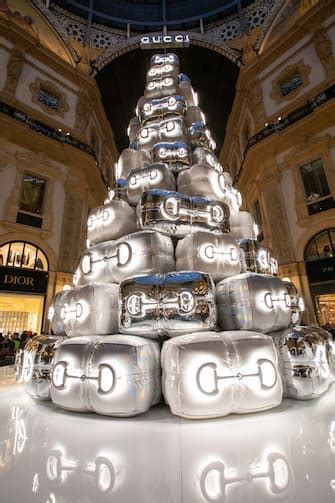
[0, 293, 44, 334]
[305, 228, 335, 328]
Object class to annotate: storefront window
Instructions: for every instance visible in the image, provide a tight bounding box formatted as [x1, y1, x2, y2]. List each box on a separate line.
[20, 173, 46, 215]
[304, 229, 335, 261]
[300, 159, 330, 202]
[0, 242, 48, 270]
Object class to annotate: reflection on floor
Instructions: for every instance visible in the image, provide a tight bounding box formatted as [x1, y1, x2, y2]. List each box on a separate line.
[0, 378, 335, 503]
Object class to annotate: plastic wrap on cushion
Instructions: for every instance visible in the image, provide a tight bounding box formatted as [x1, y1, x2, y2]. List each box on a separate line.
[176, 232, 242, 282]
[161, 331, 282, 419]
[50, 335, 161, 416]
[119, 271, 217, 338]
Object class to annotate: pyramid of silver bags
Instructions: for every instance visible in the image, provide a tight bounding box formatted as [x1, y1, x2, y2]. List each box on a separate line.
[21, 53, 334, 418]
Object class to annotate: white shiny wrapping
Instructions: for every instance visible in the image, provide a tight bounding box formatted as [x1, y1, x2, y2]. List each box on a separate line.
[177, 165, 242, 214]
[137, 189, 230, 237]
[152, 141, 191, 171]
[127, 116, 141, 143]
[150, 52, 180, 69]
[116, 148, 152, 179]
[192, 146, 223, 172]
[22, 335, 66, 400]
[137, 118, 187, 152]
[136, 95, 186, 124]
[144, 76, 179, 99]
[87, 199, 136, 246]
[271, 326, 335, 399]
[146, 62, 179, 82]
[216, 272, 292, 334]
[230, 211, 258, 240]
[127, 163, 176, 205]
[50, 335, 161, 416]
[240, 239, 277, 275]
[176, 232, 242, 282]
[74, 230, 175, 286]
[119, 271, 217, 338]
[161, 331, 282, 419]
[60, 283, 119, 337]
[48, 290, 69, 335]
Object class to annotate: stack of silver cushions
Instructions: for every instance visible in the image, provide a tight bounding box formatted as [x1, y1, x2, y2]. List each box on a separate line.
[34, 52, 331, 419]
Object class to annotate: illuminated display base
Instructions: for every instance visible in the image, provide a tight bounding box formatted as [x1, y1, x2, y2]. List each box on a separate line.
[1, 377, 335, 503]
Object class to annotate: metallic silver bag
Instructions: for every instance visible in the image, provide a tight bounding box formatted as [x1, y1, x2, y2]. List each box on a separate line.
[87, 199, 136, 246]
[51, 335, 161, 416]
[281, 280, 303, 325]
[127, 162, 176, 205]
[188, 121, 216, 150]
[176, 232, 242, 282]
[152, 141, 191, 171]
[137, 189, 230, 237]
[136, 95, 186, 124]
[271, 325, 335, 399]
[60, 283, 119, 337]
[48, 289, 69, 335]
[230, 211, 257, 240]
[74, 230, 175, 286]
[240, 239, 277, 275]
[119, 271, 217, 338]
[144, 75, 179, 99]
[216, 272, 293, 333]
[192, 146, 223, 172]
[137, 118, 187, 152]
[177, 165, 242, 214]
[116, 148, 152, 179]
[22, 335, 66, 400]
[161, 331, 282, 419]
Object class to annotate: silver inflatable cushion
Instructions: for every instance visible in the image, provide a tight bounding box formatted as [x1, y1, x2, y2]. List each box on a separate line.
[271, 325, 335, 399]
[137, 189, 230, 237]
[216, 272, 293, 334]
[74, 230, 175, 286]
[119, 271, 217, 338]
[51, 335, 161, 416]
[176, 231, 242, 282]
[60, 283, 119, 337]
[162, 331, 282, 419]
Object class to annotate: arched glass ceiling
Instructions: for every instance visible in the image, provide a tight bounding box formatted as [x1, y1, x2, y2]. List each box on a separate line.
[53, 0, 256, 31]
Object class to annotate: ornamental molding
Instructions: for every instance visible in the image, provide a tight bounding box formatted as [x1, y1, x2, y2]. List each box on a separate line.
[31, 0, 284, 72]
[29, 77, 70, 117]
[270, 60, 311, 105]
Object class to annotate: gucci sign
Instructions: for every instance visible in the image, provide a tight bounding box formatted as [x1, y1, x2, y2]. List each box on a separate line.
[140, 34, 190, 49]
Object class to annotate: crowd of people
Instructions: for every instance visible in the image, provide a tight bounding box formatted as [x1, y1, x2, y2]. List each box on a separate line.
[0, 331, 35, 366]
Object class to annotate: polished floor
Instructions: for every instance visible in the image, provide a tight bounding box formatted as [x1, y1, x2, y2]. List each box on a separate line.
[0, 371, 335, 503]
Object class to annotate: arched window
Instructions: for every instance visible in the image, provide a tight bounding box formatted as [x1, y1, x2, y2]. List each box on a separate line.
[304, 229, 335, 261]
[0, 242, 48, 271]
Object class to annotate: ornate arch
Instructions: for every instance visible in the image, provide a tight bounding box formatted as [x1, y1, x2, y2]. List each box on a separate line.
[0, 232, 57, 271]
[296, 218, 335, 262]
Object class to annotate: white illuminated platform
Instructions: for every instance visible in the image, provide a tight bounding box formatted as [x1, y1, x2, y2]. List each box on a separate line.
[1, 374, 335, 503]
